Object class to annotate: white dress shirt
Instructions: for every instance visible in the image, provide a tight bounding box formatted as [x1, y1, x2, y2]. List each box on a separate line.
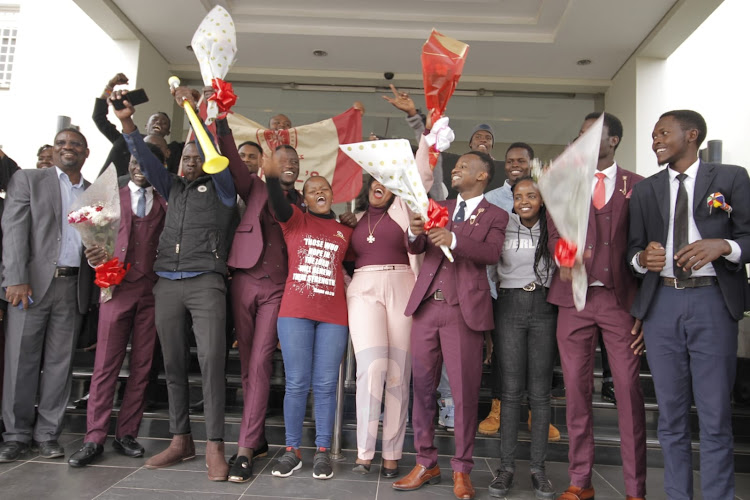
[632, 159, 741, 276]
[408, 193, 485, 249]
[129, 181, 154, 216]
[57, 166, 85, 267]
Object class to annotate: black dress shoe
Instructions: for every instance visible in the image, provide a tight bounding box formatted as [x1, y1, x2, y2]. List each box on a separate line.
[227, 455, 253, 483]
[68, 442, 103, 467]
[0, 441, 29, 463]
[113, 435, 145, 457]
[73, 393, 90, 409]
[228, 441, 269, 466]
[601, 381, 617, 404]
[253, 441, 269, 459]
[38, 439, 64, 459]
[381, 465, 399, 478]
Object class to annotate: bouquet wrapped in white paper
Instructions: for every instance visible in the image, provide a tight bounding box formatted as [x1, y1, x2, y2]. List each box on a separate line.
[340, 139, 453, 261]
[537, 114, 604, 311]
[191, 5, 238, 123]
[67, 165, 126, 303]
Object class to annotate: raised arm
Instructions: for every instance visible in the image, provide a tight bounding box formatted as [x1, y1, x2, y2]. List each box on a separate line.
[216, 117, 254, 200]
[171, 86, 236, 207]
[112, 91, 173, 199]
[382, 84, 425, 141]
[92, 73, 129, 144]
[263, 151, 293, 222]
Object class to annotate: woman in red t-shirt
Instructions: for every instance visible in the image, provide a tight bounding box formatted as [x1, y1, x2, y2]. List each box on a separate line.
[264, 147, 353, 481]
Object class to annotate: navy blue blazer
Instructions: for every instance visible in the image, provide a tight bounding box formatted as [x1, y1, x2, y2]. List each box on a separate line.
[627, 161, 750, 321]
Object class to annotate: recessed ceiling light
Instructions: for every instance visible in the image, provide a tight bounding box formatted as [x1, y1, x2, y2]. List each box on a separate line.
[313, 50, 328, 57]
[576, 59, 592, 66]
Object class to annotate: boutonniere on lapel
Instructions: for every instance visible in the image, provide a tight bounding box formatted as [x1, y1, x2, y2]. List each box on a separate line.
[469, 208, 485, 225]
[707, 192, 732, 217]
[619, 176, 633, 198]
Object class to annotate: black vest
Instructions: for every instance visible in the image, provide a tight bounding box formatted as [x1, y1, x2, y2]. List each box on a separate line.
[155, 175, 235, 275]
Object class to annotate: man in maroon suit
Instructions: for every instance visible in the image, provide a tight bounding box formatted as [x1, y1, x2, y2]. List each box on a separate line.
[548, 112, 647, 500]
[214, 116, 304, 482]
[393, 151, 507, 500]
[68, 143, 167, 467]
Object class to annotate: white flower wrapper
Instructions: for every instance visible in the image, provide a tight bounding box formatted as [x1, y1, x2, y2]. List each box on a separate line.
[67, 164, 121, 302]
[191, 5, 237, 123]
[339, 139, 453, 261]
[537, 114, 604, 311]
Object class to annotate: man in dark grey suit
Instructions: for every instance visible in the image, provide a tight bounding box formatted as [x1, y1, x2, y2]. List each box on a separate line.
[628, 109, 750, 500]
[0, 128, 94, 462]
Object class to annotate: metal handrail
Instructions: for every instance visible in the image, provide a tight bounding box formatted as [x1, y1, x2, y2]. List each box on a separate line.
[330, 337, 354, 460]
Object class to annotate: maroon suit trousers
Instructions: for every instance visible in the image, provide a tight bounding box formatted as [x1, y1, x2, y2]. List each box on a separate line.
[85, 277, 157, 444]
[557, 287, 647, 497]
[231, 271, 284, 449]
[410, 298, 484, 474]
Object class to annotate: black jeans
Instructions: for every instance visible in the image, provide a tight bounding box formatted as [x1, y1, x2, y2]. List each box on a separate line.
[495, 287, 557, 472]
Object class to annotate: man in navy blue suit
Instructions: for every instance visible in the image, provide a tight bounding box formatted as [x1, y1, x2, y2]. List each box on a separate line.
[628, 109, 750, 500]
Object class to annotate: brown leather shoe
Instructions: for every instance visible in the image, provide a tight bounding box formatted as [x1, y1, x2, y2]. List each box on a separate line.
[557, 485, 595, 500]
[453, 472, 475, 499]
[145, 434, 196, 469]
[206, 440, 229, 481]
[392, 464, 441, 490]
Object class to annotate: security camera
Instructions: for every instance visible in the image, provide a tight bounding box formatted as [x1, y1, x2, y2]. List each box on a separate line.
[384, 72, 395, 80]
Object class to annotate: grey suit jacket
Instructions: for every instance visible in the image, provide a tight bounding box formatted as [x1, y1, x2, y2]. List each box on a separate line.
[1, 167, 94, 314]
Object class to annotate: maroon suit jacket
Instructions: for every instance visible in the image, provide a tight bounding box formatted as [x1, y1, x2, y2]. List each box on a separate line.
[405, 198, 508, 332]
[112, 184, 167, 284]
[220, 133, 303, 283]
[547, 166, 643, 310]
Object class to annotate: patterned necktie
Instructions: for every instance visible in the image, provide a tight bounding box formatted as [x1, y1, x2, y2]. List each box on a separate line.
[454, 201, 466, 223]
[673, 173, 690, 279]
[593, 172, 606, 209]
[137, 187, 146, 218]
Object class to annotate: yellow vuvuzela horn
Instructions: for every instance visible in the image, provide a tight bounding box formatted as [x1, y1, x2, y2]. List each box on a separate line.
[168, 76, 229, 174]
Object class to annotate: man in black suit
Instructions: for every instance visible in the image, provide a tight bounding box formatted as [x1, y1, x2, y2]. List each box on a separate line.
[628, 109, 750, 500]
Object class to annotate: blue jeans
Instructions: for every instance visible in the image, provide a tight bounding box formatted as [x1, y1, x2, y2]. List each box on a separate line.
[277, 317, 349, 449]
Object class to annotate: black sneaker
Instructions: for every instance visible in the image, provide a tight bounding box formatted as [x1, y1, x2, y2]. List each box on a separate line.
[601, 381, 616, 404]
[531, 470, 555, 500]
[489, 469, 514, 498]
[271, 447, 301, 477]
[312, 447, 333, 480]
[228, 455, 253, 483]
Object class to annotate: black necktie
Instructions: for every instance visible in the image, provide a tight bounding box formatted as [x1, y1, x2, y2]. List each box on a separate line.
[673, 173, 691, 279]
[454, 201, 466, 223]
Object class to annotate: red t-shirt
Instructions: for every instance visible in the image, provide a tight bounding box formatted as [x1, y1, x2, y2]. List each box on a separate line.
[278, 206, 354, 326]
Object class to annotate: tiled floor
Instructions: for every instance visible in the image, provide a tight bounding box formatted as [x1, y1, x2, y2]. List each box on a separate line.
[1, 434, 749, 499]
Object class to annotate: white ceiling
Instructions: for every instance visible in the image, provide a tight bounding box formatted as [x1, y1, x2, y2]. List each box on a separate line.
[108, 0, 681, 94]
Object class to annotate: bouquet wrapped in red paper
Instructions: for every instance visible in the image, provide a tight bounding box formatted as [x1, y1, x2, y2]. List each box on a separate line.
[67, 165, 128, 303]
[421, 29, 469, 167]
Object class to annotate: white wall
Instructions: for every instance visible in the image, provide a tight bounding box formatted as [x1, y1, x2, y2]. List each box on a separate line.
[0, 0, 173, 181]
[664, 0, 750, 169]
[0, 0, 136, 180]
[607, 0, 749, 176]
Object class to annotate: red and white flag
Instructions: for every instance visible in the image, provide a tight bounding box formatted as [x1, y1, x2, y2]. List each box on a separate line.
[226, 108, 363, 203]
